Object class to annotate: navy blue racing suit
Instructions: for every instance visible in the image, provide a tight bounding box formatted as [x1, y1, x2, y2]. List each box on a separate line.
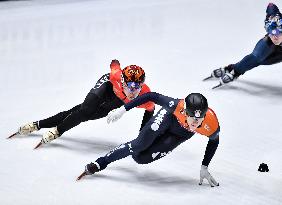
[231, 2, 282, 75]
[95, 92, 220, 171]
[232, 36, 282, 75]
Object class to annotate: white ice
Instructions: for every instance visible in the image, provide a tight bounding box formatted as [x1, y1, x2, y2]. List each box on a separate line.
[1, 0, 282, 204]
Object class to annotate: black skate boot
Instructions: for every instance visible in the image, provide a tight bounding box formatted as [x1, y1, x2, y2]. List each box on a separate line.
[85, 162, 101, 175]
[76, 162, 101, 181]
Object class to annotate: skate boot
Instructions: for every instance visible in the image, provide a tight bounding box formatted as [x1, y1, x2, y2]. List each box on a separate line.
[211, 64, 234, 78]
[211, 67, 226, 78]
[220, 69, 241, 85]
[42, 127, 60, 144]
[85, 162, 101, 175]
[76, 161, 101, 180]
[18, 122, 39, 135]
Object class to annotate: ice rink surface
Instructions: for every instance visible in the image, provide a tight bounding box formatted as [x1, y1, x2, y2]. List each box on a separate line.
[0, 0, 282, 204]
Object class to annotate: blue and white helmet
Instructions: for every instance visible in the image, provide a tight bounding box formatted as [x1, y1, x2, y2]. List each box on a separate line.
[265, 14, 282, 35]
[264, 3, 282, 35]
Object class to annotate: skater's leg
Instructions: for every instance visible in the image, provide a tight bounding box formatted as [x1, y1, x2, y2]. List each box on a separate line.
[132, 132, 189, 164]
[87, 108, 172, 171]
[38, 105, 81, 129]
[56, 92, 102, 135]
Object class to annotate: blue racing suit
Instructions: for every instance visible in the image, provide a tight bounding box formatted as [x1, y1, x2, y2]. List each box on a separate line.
[233, 36, 282, 75]
[95, 92, 220, 171]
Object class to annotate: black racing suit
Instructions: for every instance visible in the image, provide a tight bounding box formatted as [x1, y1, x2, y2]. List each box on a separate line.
[37, 74, 154, 135]
[94, 92, 220, 171]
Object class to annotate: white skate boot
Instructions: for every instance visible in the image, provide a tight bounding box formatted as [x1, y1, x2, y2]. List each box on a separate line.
[42, 127, 60, 144]
[18, 122, 39, 135]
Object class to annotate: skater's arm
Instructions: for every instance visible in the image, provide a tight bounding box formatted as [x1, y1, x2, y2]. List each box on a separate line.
[202, 128, 220, 167]
[197, 125, 220, 187]
[139, 109, 155, 131]
[124, 92, 174, 111]
[107, 92, 175, 124]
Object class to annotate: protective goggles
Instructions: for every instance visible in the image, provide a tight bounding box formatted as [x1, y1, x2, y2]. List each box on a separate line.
[125, 82, 142, 92]
[265, 16, 282, 35]
[185, 110, 205, 119]
[183, 101, 205, 119]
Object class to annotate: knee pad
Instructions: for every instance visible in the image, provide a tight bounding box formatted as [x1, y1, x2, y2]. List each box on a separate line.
[132, 153, 153, 164]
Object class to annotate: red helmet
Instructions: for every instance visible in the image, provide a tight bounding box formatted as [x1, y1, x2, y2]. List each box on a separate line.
[121, 65, 145, 84]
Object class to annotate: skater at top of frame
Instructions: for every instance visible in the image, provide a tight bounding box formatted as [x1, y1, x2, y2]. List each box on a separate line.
[208, 3, 282, 87]
[13, 60, 155, 148]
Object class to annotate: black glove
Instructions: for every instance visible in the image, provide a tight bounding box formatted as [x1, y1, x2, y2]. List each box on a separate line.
[85, 162, 100, 175]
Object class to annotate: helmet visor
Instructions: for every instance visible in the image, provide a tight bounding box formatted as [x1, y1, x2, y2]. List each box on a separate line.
[124, 82, 142, 93]
[185, 109, 205, 118]
[265, 16, 282, 35]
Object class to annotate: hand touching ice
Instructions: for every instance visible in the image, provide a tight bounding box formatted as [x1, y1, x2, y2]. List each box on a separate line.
[199, 165, 219, 187]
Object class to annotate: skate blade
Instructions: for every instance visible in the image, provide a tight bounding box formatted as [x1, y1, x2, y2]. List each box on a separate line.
[34, 141, 43, 149]
[7, 132, 19, 139]
[76, 171, 87, 181]
[203, 75, 213, 81]
[212, 83, 223, 89]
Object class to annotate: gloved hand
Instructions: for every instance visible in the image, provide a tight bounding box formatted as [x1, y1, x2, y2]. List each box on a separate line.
[107, 106, 126, 124]
[110, 59, 120, 66]
[199, 165, 219, 187]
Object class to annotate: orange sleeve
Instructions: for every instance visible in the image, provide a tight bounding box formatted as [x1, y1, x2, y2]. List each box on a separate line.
[109, 62, 122, 90]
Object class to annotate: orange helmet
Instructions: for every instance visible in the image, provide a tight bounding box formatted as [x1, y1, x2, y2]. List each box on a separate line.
[121, 65, 145, 84]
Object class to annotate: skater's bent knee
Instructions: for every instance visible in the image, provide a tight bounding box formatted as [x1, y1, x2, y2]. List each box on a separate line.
[132, 153, 153, 164]
[78, 107, 95, 121]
